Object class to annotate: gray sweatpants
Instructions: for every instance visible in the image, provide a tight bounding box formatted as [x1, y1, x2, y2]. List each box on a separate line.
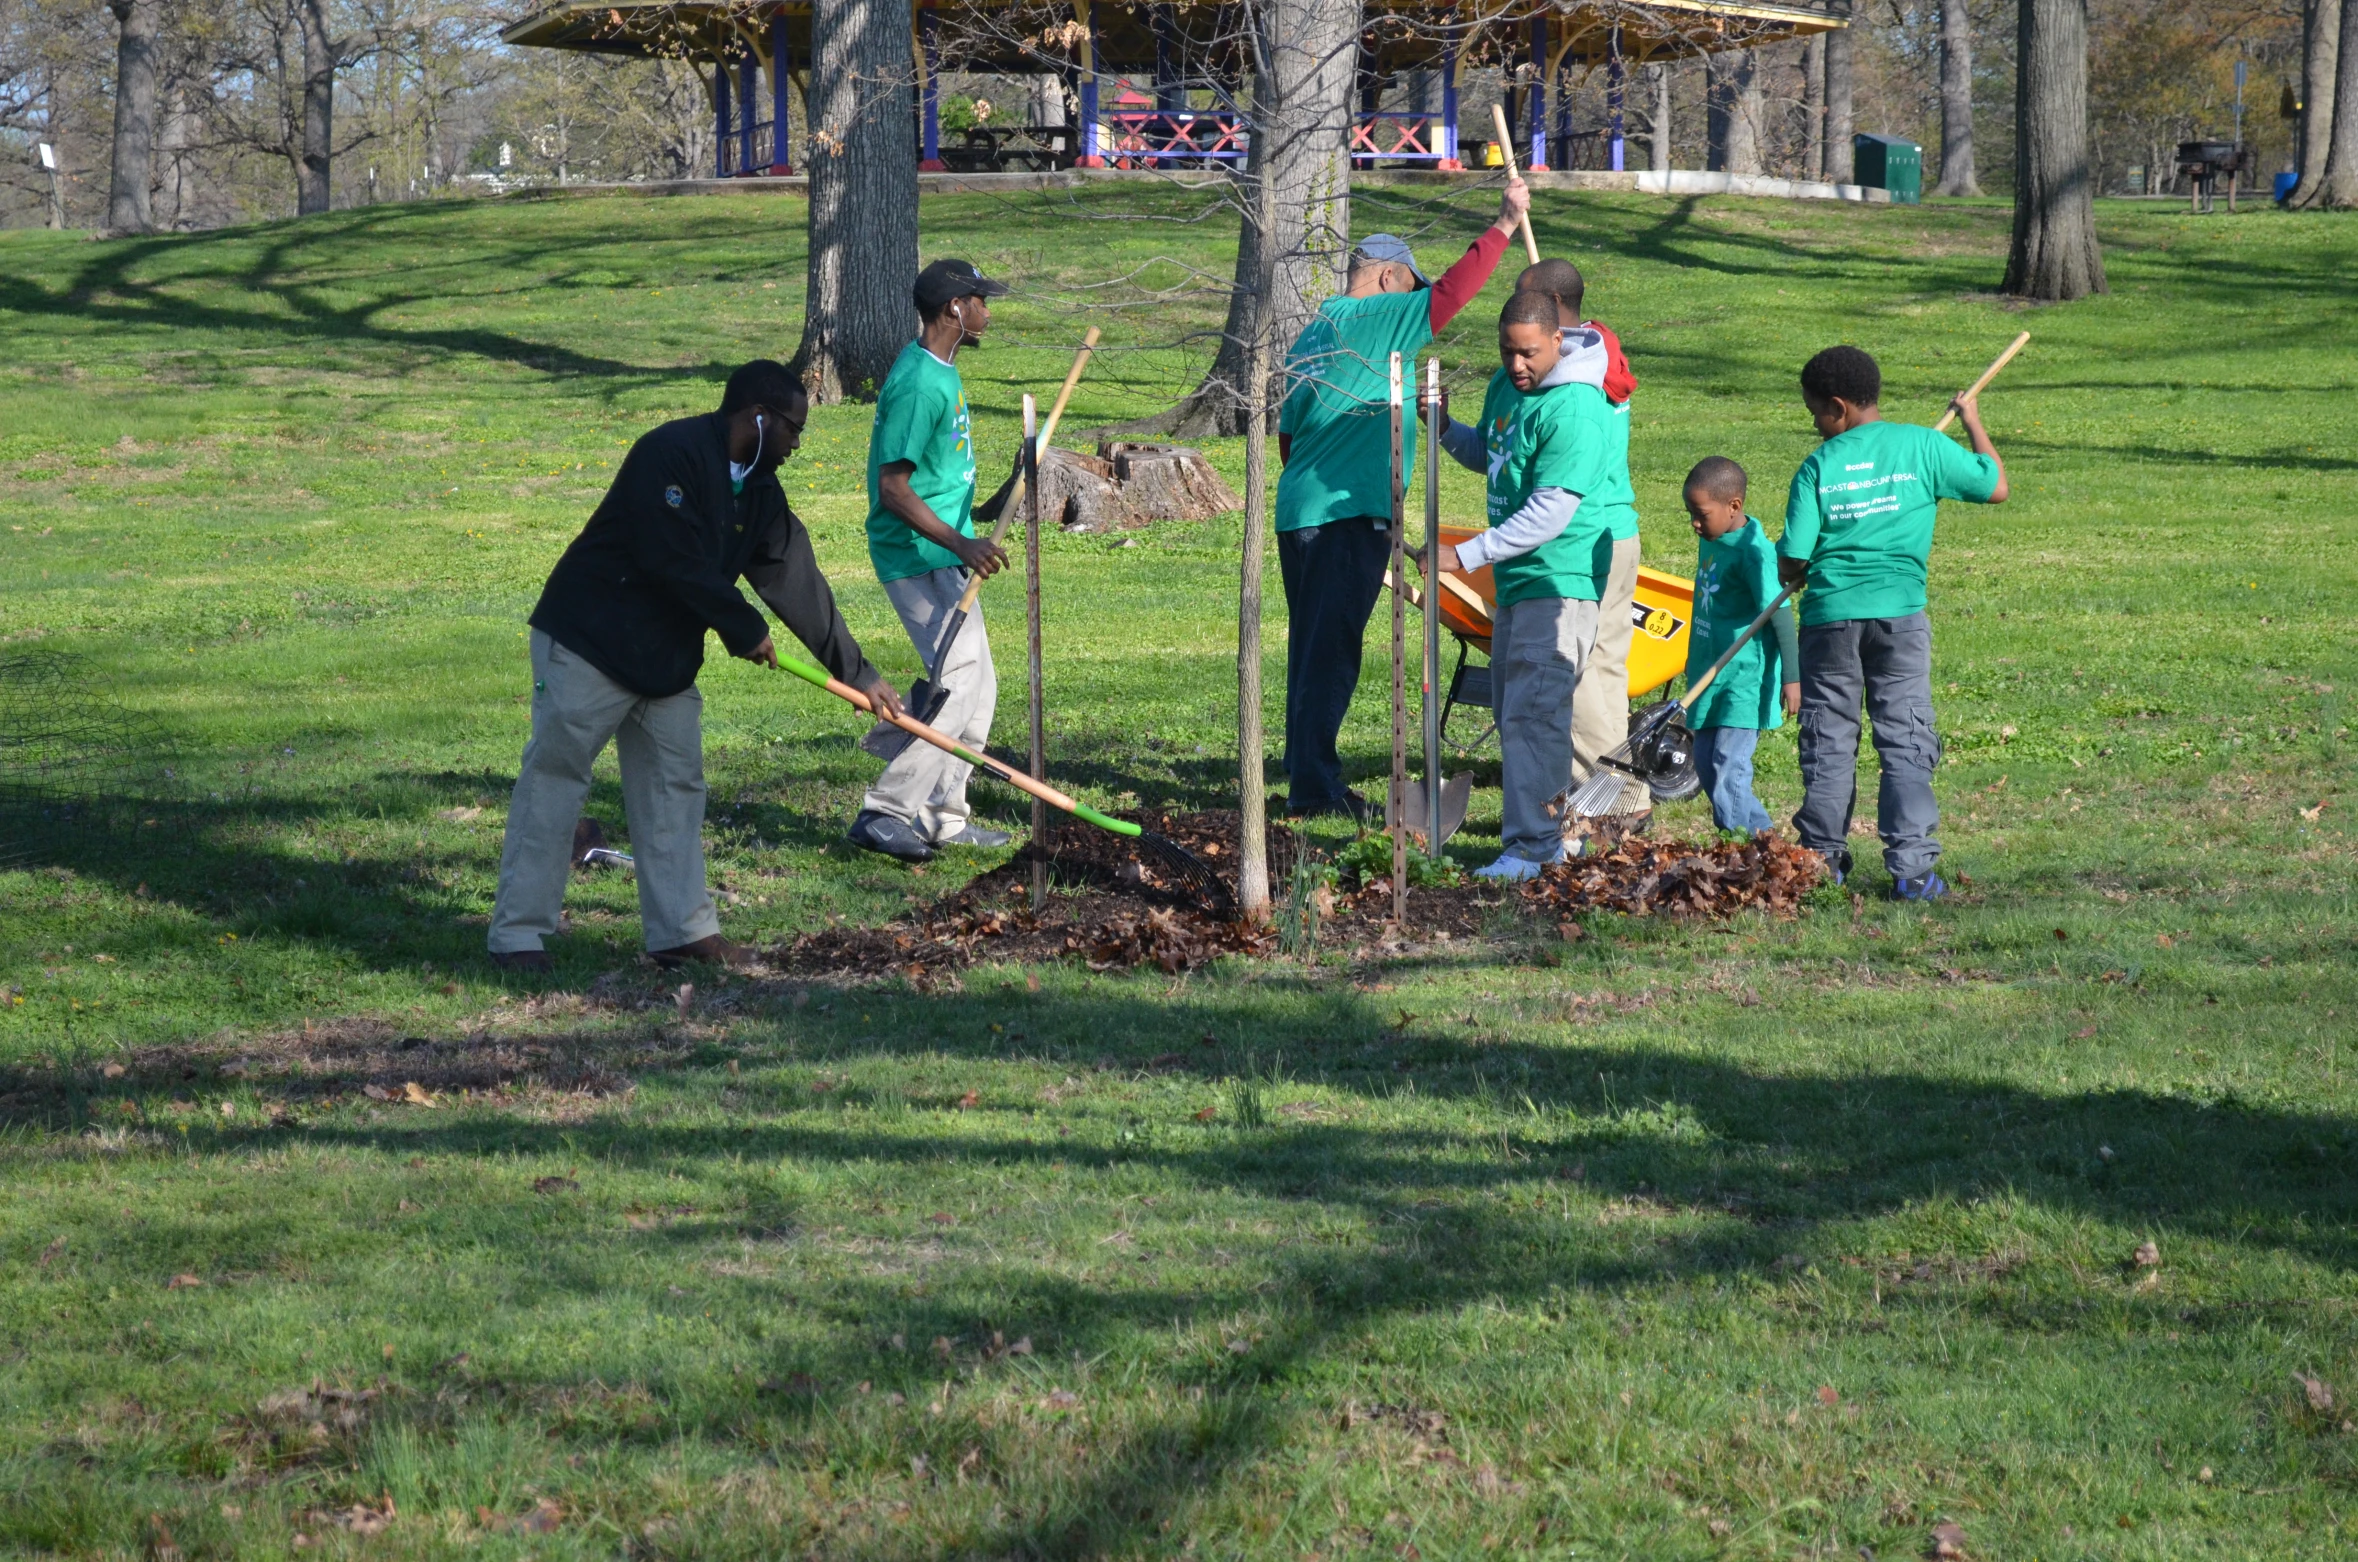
[860, 566, 997, 842]
[1491, 594, 1599, 858]
[488, 630, 721, 955]
[1793, 612, 1942, 881]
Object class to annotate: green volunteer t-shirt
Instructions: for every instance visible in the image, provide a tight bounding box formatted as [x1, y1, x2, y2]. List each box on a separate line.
[865, 342, 978, 583]
[1594, 391, 1640, 543]
[1686, 515, 1786, 732]
[1274, 290, 1431, 532]
[1475, 369, 1614, 608]
[1778, 419, 2000, 626]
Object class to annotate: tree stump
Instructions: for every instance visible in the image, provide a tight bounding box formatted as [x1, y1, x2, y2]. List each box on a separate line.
[1099, 442, 1242, 521]
[1037, 447, 1130, 533]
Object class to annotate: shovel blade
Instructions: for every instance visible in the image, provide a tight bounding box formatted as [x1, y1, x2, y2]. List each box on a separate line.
[1395, 772, 1473, 848]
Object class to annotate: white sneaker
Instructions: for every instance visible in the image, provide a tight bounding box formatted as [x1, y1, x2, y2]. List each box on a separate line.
[1473, 850, 1559, 882]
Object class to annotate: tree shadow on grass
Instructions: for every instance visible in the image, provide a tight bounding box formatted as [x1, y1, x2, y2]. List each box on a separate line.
[11, 966, 2355, 1555]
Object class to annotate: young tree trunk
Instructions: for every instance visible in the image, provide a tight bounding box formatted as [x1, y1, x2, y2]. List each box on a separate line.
[1651, 62, 1672, 173]
[2318, 0, 2358, 207]
[795, 0, 921, 401]
[296, 0, 334, 214]
[106, 0, 162, 233]
[2003, 0, 2106, 299]
[2290, 0, 2340, 206]
[1824, 6, 1855, 182]
[1934, 0, 1981, 195]
[1164, 0, 1357, 438]
[1801, 35, 1825, 181]
[1234, 92, 1281, 921]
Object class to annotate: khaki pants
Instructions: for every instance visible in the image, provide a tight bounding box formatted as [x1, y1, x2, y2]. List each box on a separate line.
[861, 567, 997, 842]
[1571, 535, 1643, 803]
[1491, 594, 1598, 858]
[488, 630, 721, 955]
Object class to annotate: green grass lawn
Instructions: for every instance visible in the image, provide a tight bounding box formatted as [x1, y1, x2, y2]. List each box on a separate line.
[3, 184, 2356, 1560]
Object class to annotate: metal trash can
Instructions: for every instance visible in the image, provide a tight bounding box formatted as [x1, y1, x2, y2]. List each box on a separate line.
[1853, 134, 1921, 204]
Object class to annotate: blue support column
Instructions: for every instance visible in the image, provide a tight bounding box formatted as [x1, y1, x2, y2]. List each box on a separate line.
[1607, 27, 1625, 172]
[1078, 0, 1102, 165]
[1439, 31, 1460, 168]
[1526, 14, 1548, 170]
[771, 9, 792, 173]
[919, 7, 945, 169]
[714, 56, 731, 177]
[739, 50, 758, 175]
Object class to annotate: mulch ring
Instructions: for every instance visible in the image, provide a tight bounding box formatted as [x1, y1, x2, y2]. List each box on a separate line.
[770, 811, 1827, 982]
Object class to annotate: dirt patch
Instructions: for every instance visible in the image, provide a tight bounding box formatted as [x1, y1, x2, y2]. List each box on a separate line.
[772, 812, 1826, 983]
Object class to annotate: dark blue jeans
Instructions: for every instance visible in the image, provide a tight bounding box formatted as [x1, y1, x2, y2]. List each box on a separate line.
[1278, 516, 1391, 813]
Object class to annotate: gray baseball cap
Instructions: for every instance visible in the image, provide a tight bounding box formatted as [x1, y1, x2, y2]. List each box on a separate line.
[1351, 233, 1428, 286]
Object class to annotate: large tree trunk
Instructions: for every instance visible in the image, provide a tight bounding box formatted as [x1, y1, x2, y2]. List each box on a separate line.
[1935, 0, 1980, 195]
[2290, 0, 2340, 206]
[2004, 0, 2106, 299]
[1651, 62, 1672, 173]
[796, 0, 921, 401]
[106, 0, 162, 233]
[2319, 0, 2358, 206]
[1707, 49, 1760, 174]
[1163, 0, 1357, 438]
[296, 0, 334, 215]
[1801, 35, 1825, 181]
[1824, 6, 1855, 182]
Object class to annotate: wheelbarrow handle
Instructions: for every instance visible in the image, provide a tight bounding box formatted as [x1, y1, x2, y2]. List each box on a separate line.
[771, 649, 1140, 838]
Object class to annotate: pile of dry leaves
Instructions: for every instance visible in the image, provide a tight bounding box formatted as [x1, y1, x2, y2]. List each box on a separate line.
[1520, 833, 1826, 919]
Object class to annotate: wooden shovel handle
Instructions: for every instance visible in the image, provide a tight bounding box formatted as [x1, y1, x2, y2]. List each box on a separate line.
[1489, 104, 1542, 264]
[954, 326, 1100, 615]
[1932, 331, 2030, 433]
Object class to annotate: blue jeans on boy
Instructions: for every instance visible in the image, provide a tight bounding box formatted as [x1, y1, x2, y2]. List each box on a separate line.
[1277, 516, 1391, 813]
[1693, 726, 1774, 833]
[1793, 612, 1942, 880]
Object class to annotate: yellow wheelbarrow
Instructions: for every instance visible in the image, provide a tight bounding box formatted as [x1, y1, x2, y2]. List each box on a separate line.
[1423, 522, 1693, 751]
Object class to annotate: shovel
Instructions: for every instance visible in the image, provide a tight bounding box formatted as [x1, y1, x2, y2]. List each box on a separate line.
[888, 328, 1101, 735]
[777, 649, 1236, 917]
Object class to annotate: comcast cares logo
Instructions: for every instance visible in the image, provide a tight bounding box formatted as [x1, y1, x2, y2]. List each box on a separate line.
[664, 484, 684, 508]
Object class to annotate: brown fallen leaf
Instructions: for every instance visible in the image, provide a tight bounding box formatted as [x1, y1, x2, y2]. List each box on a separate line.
[532, 1176, 579, 1195]
[1928, 1518, 1968, 1558]
[2156, 933, 2175, 948]
[926, 1211, 956, 1227]
[1042, 1388, 1081, 1409]
[166, 1272, 203, 1289]
[2070, 1025, 2097, 1039]
[145, 1515, 182, 1562]
[2296, 1372, 2336, 1412]
[1817, 1385, 1840, 1407]
[1008, 1336, 1034, 1356]
[2300, 801, 2327, 822]
[38, 1235, 66, 1266]
[101, 1061, 126, 1079]
[362, 1084, 396, 1101]
[401, 1081, 436, 1107]
[957, 1090, 980, 1109]
[2053, 928, 2070, 942]
[1193, 1106, 1217, 1122]
[2133, 1241, 2161, 1269]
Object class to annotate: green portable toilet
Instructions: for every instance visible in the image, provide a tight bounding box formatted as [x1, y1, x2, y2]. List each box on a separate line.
[1853, 134, 1922, 204]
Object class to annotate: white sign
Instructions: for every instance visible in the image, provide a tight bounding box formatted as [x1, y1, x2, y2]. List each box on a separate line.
[498, 141, 512, 169]
[37, 142, 56, 170]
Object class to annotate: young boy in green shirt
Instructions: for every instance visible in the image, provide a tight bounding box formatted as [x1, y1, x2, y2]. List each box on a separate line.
[1680, 457, 1799, 833]
[847, 258, 1019, 865]
[1426, 291, 1618, 880]
[1777, 346, 2009, 898]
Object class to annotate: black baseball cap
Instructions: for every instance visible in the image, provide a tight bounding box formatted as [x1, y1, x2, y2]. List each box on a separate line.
[913, 258, 1011, 312]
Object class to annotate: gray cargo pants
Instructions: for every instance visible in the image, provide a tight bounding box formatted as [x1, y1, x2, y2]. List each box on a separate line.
[489, 630, 721, 955]
[1793, 612, 1942, 881]
[1492, 594, 1599, 859]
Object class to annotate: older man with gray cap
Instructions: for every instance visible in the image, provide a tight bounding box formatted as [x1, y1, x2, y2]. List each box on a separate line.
[1273, 176, 1528, 820]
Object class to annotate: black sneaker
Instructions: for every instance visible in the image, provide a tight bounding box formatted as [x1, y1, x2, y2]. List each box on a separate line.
[1287, 789, 1370, 826]
[1815, 847, 1852, 886]
[936, 824, 1014, 848]
[847, 809, 936, 863]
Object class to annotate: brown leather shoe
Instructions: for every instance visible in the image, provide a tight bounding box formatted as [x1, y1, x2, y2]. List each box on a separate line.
[489, 949, 554, 973]
[649, 934, 759, 972]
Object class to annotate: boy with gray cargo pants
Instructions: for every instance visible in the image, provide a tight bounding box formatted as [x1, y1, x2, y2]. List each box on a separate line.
[1777, 346, 2009, 899]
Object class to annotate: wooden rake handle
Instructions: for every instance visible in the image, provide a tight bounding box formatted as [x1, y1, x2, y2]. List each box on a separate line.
[1932, 331, 2030, 433]
[1489, 103, 1542, 264]
[955, 325, 1100, 615]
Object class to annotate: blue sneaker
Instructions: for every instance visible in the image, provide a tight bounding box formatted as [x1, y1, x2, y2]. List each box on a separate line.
[1891, 871, 1950, 902]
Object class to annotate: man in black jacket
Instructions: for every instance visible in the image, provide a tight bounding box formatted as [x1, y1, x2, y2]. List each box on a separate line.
[487, 359, 899, 973]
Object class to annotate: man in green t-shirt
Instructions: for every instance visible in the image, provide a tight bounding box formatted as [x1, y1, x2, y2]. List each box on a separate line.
[847, 259, 1020, 865]
[1425, 291, 1616, 880]
[1272, 175, 1527, 820]
[1777, 345, 2009, 899]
